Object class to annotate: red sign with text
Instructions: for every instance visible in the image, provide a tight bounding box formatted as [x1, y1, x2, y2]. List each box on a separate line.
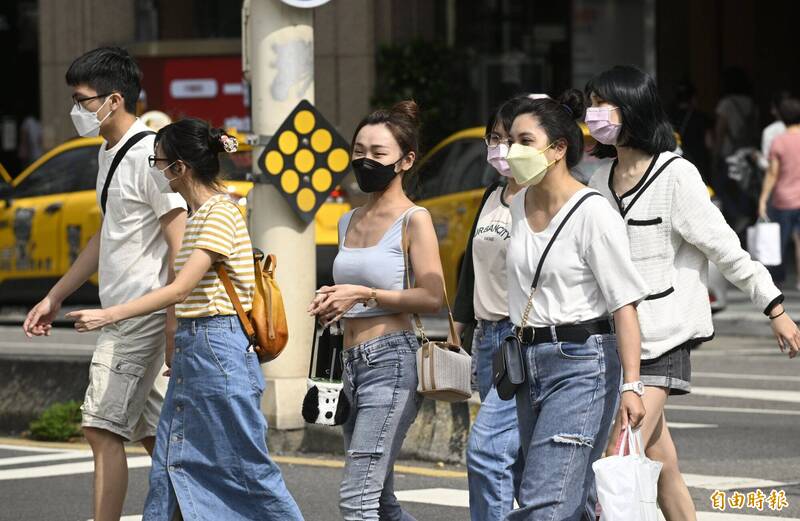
[138, 55, 250, 131]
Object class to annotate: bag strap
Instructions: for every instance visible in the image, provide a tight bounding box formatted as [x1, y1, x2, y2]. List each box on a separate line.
[101, 131, 155, 215]
[400, 207, 459, 345]
[217, 263, 256, 344]
[517, 191, 603, 337]
[308, 321, 319, 379]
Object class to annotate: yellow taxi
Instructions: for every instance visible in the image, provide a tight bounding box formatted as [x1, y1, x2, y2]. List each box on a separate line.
[0, 135, 350, 304]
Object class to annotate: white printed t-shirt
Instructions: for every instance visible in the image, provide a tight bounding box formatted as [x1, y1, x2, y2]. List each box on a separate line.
[506, 187, 649, 327]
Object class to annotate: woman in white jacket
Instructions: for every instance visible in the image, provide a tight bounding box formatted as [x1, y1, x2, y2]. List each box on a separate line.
[586, 65, 800, 521]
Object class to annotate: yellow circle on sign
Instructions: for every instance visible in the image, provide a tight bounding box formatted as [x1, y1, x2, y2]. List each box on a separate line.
[265, 150, 284, 175]
[281, 170, 300, 194]
[295, 149, 315, 174]
[294, 110, 316, 134]
[311, 128, 333, 152]
[328, 148, 349, 173]
[312, 168, 332, 192]
[297, 188, 316, 212]
[278, 130, 298, 155]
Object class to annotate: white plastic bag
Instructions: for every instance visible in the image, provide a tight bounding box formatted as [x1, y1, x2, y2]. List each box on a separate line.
[592, 426, 663, 521]
[747, 220, 782, 266]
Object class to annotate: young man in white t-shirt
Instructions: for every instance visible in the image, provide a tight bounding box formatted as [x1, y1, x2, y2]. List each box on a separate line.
[22, 47, 187, 521]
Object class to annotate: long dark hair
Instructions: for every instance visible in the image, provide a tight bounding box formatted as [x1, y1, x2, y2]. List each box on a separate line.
[585, 65, 676, 158]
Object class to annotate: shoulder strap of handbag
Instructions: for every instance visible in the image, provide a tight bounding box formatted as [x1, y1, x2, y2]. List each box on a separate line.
[308, 321, 319, 379]
[400, 207, 460, 345]
[208, 198, 257, 344]
[101, 131, 155, 215]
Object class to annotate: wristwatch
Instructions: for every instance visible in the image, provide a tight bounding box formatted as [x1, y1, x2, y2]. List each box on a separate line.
[621, 381, 645, 396]
[364, 288, 378, 309]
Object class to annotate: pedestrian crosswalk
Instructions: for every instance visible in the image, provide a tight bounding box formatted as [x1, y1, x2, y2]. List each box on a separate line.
[0, 443, 796, 521]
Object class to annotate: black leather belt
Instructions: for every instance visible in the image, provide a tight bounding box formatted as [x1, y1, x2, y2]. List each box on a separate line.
[513, 318, 612, 345]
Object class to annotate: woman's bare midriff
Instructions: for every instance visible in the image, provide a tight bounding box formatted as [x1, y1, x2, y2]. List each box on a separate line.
[343, 313, 414, 348]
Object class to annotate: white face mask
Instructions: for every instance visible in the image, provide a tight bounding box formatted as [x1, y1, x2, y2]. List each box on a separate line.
[70, 96, 112, 137]
[151, 162, 177, 193]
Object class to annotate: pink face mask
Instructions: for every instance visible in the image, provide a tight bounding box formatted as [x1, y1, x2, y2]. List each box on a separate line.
[486, 143, 512, 177]
[585, 106, 622, 145]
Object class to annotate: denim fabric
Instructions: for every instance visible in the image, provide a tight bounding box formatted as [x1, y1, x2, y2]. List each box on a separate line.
[467, 319, 523, 521]
[508, 334, 621, 521]
[339, 330, 423, 521]
[143, 315, 303, 521]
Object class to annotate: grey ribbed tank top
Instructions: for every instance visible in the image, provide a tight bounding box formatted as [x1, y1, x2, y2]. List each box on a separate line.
[332, 206, 426, 318]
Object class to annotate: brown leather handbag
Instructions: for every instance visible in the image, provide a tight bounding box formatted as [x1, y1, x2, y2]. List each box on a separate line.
[217, 249, 289, 363]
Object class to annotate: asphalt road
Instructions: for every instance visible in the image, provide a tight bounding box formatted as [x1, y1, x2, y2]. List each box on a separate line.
[0, 333, 798, 520]
[2, 282, 800, 521]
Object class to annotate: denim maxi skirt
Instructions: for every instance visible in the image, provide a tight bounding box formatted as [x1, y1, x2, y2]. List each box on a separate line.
[142, 315, 303, 521]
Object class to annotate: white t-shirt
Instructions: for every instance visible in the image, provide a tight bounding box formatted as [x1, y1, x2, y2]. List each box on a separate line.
[96, 119, 187, 309]
[472, 185, 512, 321]
[506, 187, 649, 327]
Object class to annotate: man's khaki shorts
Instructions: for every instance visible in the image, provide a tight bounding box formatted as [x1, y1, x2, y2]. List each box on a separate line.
[81, 313, 168, 442]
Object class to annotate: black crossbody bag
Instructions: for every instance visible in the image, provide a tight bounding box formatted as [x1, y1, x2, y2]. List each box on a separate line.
[493, 192, 602, 400]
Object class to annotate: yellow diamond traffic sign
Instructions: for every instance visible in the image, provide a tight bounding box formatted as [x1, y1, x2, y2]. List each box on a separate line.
[257, 100, 350, 223]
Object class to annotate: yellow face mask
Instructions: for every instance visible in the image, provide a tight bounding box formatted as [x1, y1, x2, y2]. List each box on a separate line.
[505, 142, 555, 187]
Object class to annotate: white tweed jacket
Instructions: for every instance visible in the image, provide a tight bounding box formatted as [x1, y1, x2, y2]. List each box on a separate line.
[589, 151, 782, 359]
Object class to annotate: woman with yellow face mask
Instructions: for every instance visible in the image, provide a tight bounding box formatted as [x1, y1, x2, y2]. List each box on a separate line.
[501, 90, 648, 520]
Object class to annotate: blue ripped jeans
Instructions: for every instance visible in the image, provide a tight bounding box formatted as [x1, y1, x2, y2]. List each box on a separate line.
[340, 330, 423, 521]
[467, 319, 523, 520]
[508, 334, 621, 521]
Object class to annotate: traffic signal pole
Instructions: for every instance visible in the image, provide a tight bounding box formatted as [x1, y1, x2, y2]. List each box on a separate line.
[243, 0, 315, 429]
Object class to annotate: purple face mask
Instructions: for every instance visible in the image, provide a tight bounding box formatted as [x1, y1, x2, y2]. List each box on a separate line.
[486, 143, 512, 177]
[585, 106, 622, 145]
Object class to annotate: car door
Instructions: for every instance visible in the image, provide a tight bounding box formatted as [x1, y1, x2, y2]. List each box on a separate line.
[414, 136, 499, 296]
[0, 145, 98, 302]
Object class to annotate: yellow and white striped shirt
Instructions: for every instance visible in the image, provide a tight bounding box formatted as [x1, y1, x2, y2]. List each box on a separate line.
[175, 194, 255, 318]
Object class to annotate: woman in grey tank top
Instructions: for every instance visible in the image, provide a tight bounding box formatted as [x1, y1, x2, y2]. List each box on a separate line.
[307, 101, 445, 521]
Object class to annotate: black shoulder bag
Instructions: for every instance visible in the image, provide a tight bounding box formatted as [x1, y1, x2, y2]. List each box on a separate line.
[493, 191, 602, 400]
[100, 131, 155, 215]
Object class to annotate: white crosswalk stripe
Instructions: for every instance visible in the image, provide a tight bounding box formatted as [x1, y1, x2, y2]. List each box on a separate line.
[0, 450, 92, 467]
[0, 455, 151, 481]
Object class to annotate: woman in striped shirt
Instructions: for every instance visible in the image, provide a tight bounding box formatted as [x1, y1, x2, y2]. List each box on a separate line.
[67, 118, 303, 521]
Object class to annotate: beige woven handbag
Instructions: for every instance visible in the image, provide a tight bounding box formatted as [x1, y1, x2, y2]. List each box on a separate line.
[402, 210, 472, 403]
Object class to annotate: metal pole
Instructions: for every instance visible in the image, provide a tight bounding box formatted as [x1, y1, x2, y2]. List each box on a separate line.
[243, 0, 315, 430]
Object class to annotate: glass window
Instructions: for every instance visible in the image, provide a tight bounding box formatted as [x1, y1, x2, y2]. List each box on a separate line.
[438, 139, 498, 195]
[13, 146, 99, 198]
[410, 141, 461, 201]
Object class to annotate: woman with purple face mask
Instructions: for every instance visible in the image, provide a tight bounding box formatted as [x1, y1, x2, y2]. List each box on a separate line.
[587, 66, 800, 521]
[452, 97, 528, 521]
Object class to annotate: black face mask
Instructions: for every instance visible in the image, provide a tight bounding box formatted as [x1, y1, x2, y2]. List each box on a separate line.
[351, 157, 401, 193]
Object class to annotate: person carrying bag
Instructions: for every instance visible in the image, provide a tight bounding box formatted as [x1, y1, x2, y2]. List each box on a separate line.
[592, 426, 663, 521]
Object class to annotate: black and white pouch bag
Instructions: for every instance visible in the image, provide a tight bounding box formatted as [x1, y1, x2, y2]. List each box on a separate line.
[301, 321, 351, 426]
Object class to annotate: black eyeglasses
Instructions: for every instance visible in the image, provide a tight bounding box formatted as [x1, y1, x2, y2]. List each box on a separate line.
[148, 155, 173, 168]
[71, 93, 112, 110]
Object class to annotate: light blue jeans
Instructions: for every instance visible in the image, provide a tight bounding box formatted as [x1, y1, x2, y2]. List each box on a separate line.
[467, 319, 523, 520]
[340, 330, 423, 521]
[508, 334, 621, 521]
